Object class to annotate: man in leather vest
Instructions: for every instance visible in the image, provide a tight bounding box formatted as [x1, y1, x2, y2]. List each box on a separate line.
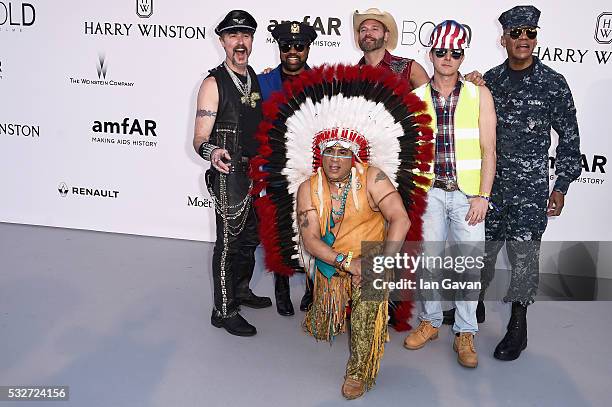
[403, 20, 496, 368]
[192, 10, 271, 337]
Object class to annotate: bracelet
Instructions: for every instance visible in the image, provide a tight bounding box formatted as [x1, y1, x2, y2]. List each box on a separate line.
[198, 142, 221, 161]
[477, 195, 491, 201]
[333, 253, 346, 270]
[343, 251, 354, 272]
[479, 191, 491, 198]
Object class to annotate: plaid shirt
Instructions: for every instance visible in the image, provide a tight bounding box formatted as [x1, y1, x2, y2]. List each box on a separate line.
[430, 78, 464, 181]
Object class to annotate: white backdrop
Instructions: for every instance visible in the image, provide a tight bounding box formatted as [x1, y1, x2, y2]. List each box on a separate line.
[1, 0, 611, 245]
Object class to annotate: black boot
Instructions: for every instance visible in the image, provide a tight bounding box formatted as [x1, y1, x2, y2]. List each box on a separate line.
[442, 308, 455, 325]
[275, 274, 294, 316]
[494, 302, 527, 361]
[300, 278, 314, 312]
[443, 301, 485, 326]
[211, 310, 257, 337]
[236, 290, 272, 309]
[476, 301, 485, 323]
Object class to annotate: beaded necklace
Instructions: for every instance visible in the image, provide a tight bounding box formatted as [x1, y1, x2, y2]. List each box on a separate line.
[331, 174, 352, 219]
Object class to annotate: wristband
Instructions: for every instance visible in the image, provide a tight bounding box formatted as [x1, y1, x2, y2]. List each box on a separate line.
[198, 142, 221, 161]
[343, 251, 354, 272]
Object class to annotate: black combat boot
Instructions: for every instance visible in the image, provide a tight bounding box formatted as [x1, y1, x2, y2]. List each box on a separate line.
[275, 274, 294, 316]
[493, 302, 527, 361]
[211, 310, 257, 337]
[300, 278, 314, 312]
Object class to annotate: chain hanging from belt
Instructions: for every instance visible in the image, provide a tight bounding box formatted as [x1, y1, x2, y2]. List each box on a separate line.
[207, 173, 253, 237]
[223, 62, 260, 108]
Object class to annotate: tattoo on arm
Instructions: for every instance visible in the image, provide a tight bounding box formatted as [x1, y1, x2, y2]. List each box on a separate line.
[298, 207, 316, 229]
[299, 213, 310, 229]
[375, 170, 389, 183]
[197, 109, 217, 118]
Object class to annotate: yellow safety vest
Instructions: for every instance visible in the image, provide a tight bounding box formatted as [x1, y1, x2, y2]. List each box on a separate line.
[413, 81, 481, 196]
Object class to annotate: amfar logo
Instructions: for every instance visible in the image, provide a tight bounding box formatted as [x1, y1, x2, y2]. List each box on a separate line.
[0, 1, 35, 31]
[136, 0, 152, 19]
[595, 12, 612, 44]
[266, 16, 342, 48]
[91, 118, 159, 148]
[549, 154, 607, 186]
[57, 182, 120, 199]
[96, 54, 108, 79]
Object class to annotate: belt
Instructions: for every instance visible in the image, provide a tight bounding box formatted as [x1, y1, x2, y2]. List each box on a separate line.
[229, 156, 250, 173]
[433, 179, 459, 192]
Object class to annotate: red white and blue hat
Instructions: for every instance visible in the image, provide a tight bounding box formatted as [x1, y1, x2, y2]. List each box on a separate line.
[430, 20, 469, 49]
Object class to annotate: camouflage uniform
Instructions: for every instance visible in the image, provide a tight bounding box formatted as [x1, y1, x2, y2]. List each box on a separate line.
[482, 56, 581, 305]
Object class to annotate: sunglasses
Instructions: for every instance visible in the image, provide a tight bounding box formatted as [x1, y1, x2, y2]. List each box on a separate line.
[433, 48, 464, 60]
[322, 148, 352, 159]
[279, 43, 306, 53]
[506, 27, 538, 39]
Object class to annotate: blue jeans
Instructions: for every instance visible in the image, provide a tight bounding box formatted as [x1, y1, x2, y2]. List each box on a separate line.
[418, 188, 484, 334]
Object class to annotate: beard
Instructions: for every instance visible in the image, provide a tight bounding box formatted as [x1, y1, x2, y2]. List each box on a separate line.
[281, 55, 306, 73]
[358, 36, 385, 52]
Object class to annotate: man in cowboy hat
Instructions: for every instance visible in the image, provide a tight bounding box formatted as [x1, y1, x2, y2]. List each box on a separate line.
[354, 7, 429, 89]
[402, 20, 496, 368]
[258, 21, 318, 316]
[192, 9, 272, 337]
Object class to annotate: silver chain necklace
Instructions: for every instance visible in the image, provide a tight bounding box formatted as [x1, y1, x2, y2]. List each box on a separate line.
[223, 62, 258, 108]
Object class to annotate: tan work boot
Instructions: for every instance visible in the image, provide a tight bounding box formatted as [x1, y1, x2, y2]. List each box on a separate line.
[341, 377, 366, 400]
[453, 332, 478, 368]
[403, 320, 439, 350]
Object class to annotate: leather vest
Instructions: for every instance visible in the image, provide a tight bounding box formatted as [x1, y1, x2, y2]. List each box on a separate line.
[207, 63, 261, 156]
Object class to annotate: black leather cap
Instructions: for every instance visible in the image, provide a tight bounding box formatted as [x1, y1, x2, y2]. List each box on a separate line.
[215, 10, 257, 35]
[271, 21, 317, 44]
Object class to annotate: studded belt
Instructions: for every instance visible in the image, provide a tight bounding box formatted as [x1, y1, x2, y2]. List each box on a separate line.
[433, 179, 459, 192]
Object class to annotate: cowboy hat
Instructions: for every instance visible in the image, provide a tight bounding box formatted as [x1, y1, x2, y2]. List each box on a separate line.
[352, 8, 398, 51]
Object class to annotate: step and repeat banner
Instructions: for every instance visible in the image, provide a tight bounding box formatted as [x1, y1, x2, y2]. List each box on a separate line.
[1, 0, 611, 244]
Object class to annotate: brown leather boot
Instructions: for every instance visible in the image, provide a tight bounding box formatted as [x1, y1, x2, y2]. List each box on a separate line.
[453, 333, 478, 368]
[341, 377, 366, 400]
[403, 320, 439, 350]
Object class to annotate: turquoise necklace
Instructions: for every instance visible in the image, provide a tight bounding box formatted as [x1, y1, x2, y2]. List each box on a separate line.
[331, 174, 351, 219]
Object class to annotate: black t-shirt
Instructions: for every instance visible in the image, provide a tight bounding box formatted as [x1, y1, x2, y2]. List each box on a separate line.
[508, 62, 535, 84]
[234, 70, 262, 157]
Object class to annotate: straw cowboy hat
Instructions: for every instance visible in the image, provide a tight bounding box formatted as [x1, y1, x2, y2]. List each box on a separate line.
[352, 8, 398, 51]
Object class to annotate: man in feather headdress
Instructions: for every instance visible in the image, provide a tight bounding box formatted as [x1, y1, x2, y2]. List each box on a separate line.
[249, 64, 433, 399]
[297, 139, 410, 399]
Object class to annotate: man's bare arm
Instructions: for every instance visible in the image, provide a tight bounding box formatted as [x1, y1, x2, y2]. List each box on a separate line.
[193, 76, 231, 173]
[193, 77, 218, 151]
[296, 181, 339, 265]
[367, 167, 411, 255]
[465, 85, 497, 225]
[478, 86, 497, 196]
[409, 61, 430, 89]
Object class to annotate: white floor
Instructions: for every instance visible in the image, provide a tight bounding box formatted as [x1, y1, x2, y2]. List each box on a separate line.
[0, 223, 610, 407]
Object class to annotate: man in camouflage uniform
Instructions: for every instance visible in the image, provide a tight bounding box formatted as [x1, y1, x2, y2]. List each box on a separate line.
[481, 5, 581, 361]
